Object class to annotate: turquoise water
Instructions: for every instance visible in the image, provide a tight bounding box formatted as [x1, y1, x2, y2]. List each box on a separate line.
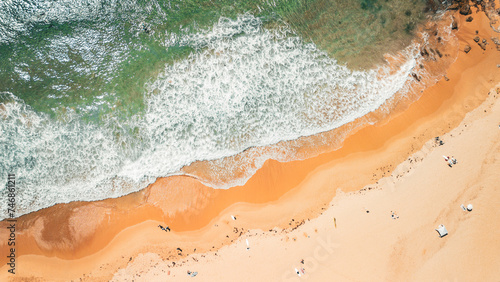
[0, 0, 428, 120]
[0, 0, 431, 219]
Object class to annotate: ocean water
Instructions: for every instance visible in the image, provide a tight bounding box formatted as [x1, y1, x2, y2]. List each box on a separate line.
[0, 0, 434, 219]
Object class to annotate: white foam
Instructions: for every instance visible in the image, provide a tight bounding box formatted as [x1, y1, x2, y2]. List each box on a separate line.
[130, 14, 417, 182]
[0, 14, 422, 220]
[0, 93, 152, 219]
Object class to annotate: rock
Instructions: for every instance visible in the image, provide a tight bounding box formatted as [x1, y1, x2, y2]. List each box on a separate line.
[492, 37, 500, 51]
[411, 73, 421, 82]
[460, 3, 472, 15]
[474, 36, 480, 43]
[420, 48, 429, 57]
[466, 16, 473, 22]
[478, 40, 488, 50]
[451, 16, 458, 30]
[447, 3, 460, 10]
[464, 45, 472, 53]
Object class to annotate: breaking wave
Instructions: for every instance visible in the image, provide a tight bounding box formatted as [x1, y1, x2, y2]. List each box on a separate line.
[0, 14, 424, 219]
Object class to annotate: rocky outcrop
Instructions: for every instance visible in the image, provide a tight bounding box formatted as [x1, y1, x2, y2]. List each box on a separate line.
[447, 0, 472, 15]
[485, 5, 500, 32]
[460, 3, 472, 15]
[478, 39, 488, 50]
[451, 16, 459, 30]
[491, 37, 500, 50]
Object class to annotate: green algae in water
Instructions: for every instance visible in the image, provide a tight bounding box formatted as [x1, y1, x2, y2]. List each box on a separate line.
[277, 0, 429, 69]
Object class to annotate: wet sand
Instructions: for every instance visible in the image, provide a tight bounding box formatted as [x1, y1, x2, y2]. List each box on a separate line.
[114, 82, 500, 281]
[1, 5, 500, 281]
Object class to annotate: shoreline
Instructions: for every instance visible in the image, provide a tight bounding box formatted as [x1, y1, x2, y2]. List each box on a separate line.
[1, 5, 500, 281]
[115, 82, 500, 281]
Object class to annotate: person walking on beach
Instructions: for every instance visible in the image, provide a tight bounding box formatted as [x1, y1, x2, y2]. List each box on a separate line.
[158, 224, 171, 232]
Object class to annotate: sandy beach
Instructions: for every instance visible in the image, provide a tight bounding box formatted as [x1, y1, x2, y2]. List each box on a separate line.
[1, 3, 500, 281]
[114, 84, 500, 282]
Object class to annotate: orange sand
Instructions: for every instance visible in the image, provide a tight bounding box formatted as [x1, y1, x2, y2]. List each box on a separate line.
[1, 5, 499, 281]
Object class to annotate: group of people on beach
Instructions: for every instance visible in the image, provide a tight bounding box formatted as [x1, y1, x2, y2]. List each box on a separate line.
[435, 136, 445, 146]
[436, 136, 458, 167]
[391, 211, 399, 220]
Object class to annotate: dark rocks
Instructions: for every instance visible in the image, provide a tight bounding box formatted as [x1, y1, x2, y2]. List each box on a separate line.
[466, 16, 473, 22]
[411, 73, 421, 82]
[471, 0, 487, 12]
[478, 39, 488, 50]
[464, 45, 472, 53]
[491, 37, 500, 51]
[420, 48, 430, 57]
[451, 16, 458, 30]
[447, 0, 472, 15]
[460, 3, 472, 15]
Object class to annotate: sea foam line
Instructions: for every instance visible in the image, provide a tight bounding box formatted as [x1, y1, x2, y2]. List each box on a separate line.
[0, 14, 426, 220]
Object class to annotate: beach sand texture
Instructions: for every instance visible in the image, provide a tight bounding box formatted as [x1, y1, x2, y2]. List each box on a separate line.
[1, 2, 500, 281]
